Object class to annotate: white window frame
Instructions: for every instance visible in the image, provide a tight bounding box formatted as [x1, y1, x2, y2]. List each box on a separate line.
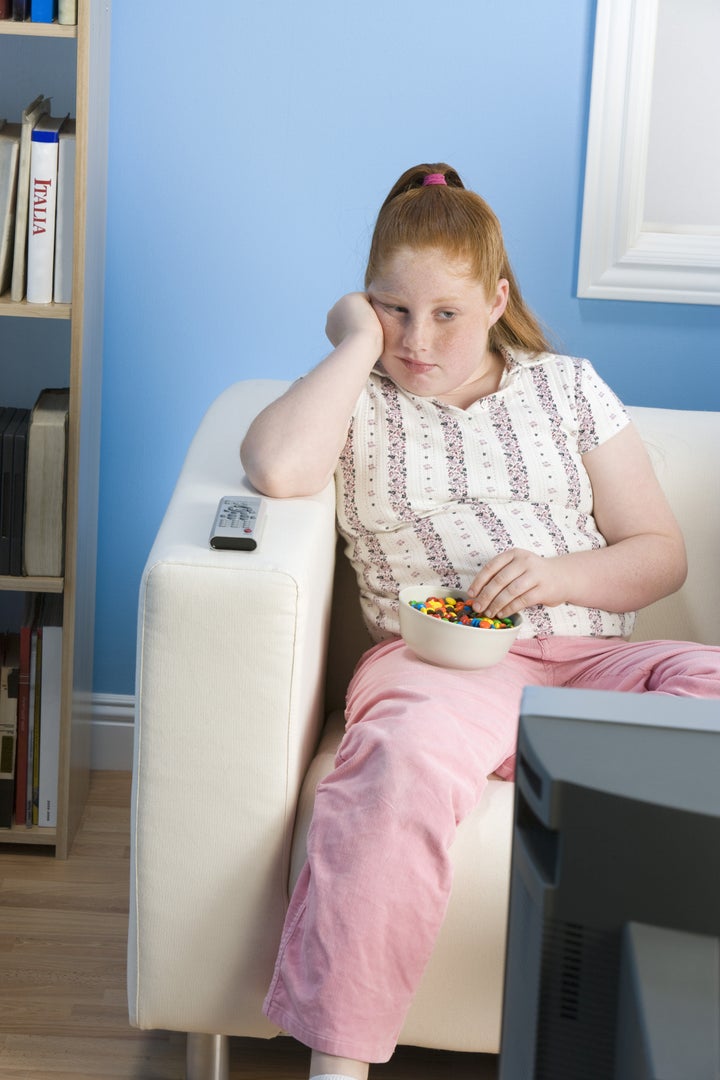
[577, 0, 720, 305]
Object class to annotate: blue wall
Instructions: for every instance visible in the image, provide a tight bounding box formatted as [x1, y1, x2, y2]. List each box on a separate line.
[95, 0, 720, 695]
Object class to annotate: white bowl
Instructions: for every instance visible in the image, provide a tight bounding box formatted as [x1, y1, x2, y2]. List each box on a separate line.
[398, 586, 522, 670]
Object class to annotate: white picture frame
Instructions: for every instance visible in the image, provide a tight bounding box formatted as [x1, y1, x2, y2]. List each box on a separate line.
[577, 0, 720, 305]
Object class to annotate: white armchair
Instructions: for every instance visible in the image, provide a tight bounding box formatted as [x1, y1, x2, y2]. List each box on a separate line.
[128, 380, 720, 1079]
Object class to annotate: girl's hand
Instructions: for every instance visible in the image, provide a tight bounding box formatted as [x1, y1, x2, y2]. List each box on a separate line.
[467, 548, 566, 619]
[326, 292, 384, 354]
[467, 425, 687, 620]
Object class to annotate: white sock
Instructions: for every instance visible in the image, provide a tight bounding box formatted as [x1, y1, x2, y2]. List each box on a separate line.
[310, 1074, 359, 1080]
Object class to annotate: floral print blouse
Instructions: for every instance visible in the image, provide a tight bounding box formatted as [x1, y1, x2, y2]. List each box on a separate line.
[335, 349, 633, 642]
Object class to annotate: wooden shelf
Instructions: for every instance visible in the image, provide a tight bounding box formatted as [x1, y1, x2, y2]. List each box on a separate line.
[0, 575, 64, 593]
[0, 0, 110, 857]
[0, 294, 71, 319]
[0, 19, 77, 38]
[0, 823, 57, 846]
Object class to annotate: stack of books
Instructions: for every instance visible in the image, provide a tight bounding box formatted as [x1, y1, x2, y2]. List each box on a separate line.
[0, 594, 63, 830]
[0, 388, 69, 579]
[0, 1, 77, 25]
[0, 95, 76, 303]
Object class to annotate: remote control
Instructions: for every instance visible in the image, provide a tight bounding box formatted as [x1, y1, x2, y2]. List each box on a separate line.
[209, 495, 265, 550]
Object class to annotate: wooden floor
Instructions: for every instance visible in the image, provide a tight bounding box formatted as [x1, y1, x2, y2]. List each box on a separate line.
[0, 772, 498, 1080]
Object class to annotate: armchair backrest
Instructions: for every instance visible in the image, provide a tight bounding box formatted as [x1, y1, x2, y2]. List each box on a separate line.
[628, 406, 720, 648]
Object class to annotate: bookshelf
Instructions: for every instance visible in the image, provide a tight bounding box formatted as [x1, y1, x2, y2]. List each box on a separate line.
[0, 0, 110, 856]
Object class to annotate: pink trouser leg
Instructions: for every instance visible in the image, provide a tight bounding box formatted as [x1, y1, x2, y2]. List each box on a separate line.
[263, 634, 720, 1062]
[263, 637, 544, 1061]
[548, 634, 720, 697]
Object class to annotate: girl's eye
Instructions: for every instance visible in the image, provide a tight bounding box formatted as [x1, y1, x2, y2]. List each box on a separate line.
[438, 310, 456, 320]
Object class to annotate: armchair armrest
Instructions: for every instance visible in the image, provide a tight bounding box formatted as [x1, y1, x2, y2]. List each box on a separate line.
[129, 380, 338, 1036]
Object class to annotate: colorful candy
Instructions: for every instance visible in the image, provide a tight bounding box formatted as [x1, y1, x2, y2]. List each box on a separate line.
[408, 595, 514, 629]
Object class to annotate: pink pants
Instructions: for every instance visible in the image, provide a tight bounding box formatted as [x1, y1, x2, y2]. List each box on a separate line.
[263, 634, 720, 1062]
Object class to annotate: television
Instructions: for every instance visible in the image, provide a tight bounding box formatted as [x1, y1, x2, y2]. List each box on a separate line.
[499, 686, 720, 1080]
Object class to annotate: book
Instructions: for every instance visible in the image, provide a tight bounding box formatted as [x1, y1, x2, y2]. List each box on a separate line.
[37, 623, 61, 827]
[26, 114, 66, 304]
[0, 121, 21, 295]
[23, 388, 69, 577]
[31, 0, 56, 21]
[13, 623, 32, 825]
[53, 119, 75, 303]
[58, 0, 76, 24]
[29, 623, 40, 824]
[0, 0, 12, 19]
[0, 408, 23, 575]
[0, 408, 30, 575]
[12, 0, 29, 18]
[10, 95, 50, 302]
[0, 635, 20, 828]
[0, 408, 14, 572]
[9, 408, 29, 575]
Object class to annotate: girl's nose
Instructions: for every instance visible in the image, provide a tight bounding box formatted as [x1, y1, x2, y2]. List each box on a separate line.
[402, 316, 428, 353]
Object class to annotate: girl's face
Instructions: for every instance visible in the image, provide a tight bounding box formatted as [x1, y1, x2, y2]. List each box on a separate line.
[367, 246, 509, 409]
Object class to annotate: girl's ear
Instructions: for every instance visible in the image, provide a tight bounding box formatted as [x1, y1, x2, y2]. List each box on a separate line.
[488, 279, 509, 327]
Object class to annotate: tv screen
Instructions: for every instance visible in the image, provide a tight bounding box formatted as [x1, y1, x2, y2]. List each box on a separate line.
[499, 686, 720, 1080]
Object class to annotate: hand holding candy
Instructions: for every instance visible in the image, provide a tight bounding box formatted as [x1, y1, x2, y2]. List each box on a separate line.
[467, 547, 568, 619]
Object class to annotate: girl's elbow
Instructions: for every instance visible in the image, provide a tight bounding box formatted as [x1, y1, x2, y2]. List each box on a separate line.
[665, 534, 688, 595]
[673, 545, 689, 591]
[240, 458, 294, 498]
[239, 447, 330, 499]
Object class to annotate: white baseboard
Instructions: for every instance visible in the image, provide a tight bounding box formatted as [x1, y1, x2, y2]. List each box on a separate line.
[91, 693, 135, 771]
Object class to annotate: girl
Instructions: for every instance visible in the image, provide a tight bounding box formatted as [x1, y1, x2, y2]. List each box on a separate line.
[240, 164, 720, 1080]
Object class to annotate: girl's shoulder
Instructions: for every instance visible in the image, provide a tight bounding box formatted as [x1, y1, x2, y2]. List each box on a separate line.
[508, 347, 592, 372]
[508, 349, 611, 390]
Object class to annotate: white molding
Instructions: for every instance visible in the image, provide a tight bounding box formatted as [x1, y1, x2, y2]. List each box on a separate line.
[577, 0, 720, 305]
[91, 693, 135, 771]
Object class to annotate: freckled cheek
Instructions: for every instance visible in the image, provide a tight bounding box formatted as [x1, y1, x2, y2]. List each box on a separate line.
[435, 327, 467, 358]
[445, 327, 485, 357]
[376, 313, 401, 349]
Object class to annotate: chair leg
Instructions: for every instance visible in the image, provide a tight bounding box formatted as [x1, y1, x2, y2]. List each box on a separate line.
[186, 1033, 230, 1080]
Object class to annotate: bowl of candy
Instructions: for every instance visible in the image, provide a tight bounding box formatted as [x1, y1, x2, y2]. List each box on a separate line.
[398, 586, 522, 669]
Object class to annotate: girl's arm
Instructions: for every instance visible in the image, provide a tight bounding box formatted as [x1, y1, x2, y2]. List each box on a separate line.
[240, 294, 383, 497]
[468, 423, 687, 619]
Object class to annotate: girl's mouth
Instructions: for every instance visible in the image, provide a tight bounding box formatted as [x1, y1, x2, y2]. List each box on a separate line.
[400, 356, 435, 374]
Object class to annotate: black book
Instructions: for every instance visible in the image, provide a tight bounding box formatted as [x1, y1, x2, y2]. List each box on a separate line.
[9, 409, 29, 575]
[0, 408, 20, 574]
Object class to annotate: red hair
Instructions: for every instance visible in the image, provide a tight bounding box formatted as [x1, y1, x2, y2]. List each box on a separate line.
[365, 164, 552, 355]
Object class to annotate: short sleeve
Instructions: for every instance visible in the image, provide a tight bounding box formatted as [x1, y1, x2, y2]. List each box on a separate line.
[575, 358, 630, 454]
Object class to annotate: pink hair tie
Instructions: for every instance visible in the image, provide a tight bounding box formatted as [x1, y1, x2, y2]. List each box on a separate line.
[422, 173, 447, 186]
